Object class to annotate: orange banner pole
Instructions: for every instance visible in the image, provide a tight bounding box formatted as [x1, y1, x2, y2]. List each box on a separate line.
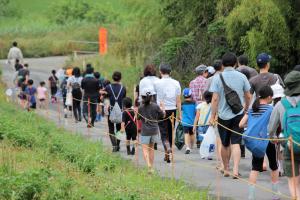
[98, 27, 107, 55]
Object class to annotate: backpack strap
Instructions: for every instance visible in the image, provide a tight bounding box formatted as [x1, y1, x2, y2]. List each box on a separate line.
[109, 84, 123, 101]
[281, 97, 293, 110]
[125, 110, 136, 128]
[203, 106, 211, 125]
[220, 74, 229, 89]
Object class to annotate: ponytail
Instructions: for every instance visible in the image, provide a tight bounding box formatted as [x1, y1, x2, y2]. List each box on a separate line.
[142, 94, 152, 105]
[252, 97, 260, 113]
[252, 85, 274, 112]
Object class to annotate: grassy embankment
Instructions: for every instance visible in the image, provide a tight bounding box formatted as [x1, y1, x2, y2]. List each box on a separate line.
[0, 82, 207, 199]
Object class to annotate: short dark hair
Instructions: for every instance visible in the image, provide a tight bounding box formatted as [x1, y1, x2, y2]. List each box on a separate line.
[40, 81, 45, 86]
[144, 64, 156, 77]
[86, 67, 94, 74]
[159, 63, 172, 74]
[213, 59, 222, 71]
[94, 72, 100, 79]
[240, 68, 250, 80]
[257, 62, 268, 69]
[112, 71, 122, 82]
[222, 52, 237, 67]
[51, 69, 56, 74]
[13, 41, 17, 47]
[16, 59, 19, 63]
[72, 67, 81, 77]
[238, 55, 248, 66]
[204, 91, 213, 104]
[122, 97, 132, 109]
[24, 63, 28, 67]
[86, 63, 92, 69]
[28, 79, 34, 85]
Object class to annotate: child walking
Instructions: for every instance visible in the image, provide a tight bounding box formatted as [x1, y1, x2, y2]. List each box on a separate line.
[181, 88, 196, 154]
[193, 91, 212, 147]
[239, 86, 279, 200]
[138, 87, 165, 173]
[25, 79, 37, 111]
[121, 97, 137, 155]
[37, 81, 47, 109]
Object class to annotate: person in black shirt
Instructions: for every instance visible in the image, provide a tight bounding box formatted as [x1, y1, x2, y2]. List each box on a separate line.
[121, 97, 137, 155]
[104, 71, 126, 152]
[81, 67, 100, 128]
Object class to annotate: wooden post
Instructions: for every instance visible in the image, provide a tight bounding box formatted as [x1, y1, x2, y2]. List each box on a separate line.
[88, 98, 91, 135]
[171, 112, 175, 179]
[289, 136, 297, 200]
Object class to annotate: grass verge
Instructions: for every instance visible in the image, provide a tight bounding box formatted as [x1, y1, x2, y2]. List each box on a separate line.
[0, 83, 207, 199]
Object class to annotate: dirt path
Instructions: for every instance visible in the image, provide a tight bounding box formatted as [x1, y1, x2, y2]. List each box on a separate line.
[0, 56, 291, 200]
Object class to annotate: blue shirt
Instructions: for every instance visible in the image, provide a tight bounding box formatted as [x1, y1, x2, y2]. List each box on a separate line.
[181, 101, 196, 127]
[209, 67, 251, 120]
[25, 86, 37, 104]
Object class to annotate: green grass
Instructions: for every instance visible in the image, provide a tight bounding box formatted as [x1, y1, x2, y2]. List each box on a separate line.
[0, 83, 207, 199]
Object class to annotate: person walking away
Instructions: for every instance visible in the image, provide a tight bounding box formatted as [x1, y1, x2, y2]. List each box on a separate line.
[94, 72, 104, 122]
[81, 67, 100, 128]
[189, 64, 209, 105]
[181, 88, 196, 154]
[67, 67, 83, 122]
[25, 79, 37, 111]
[49, 70, 58, 103]
[193, 91, 212, 149]
[209, 52, 252, 178]
[17, 63, 29, 86]
[138, 87, 165, 174]
[37, 81, 47, 109]
[154, 63, 181, 163]
[7, 41, 23, 67]
[120, 97, 137, 155]
[239, 86, 280, 200]
[104, 71, 126, 152]
[271, 83, 286, 176]
[236, 55, 258, 79]
[268, 67, 300, 200]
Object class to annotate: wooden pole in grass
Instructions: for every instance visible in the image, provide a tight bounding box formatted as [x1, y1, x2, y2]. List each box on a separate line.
[171, 112, 175, 179]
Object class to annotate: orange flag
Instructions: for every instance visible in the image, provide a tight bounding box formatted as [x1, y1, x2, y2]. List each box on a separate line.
[99, 28, 107, 55]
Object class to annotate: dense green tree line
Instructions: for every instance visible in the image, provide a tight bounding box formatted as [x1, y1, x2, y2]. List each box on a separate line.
[158, 0, 300, 76]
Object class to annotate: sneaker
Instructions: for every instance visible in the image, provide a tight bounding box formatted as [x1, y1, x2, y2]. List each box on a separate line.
[185, 149, 190, 154]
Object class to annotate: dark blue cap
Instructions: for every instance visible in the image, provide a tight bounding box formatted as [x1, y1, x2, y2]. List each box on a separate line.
[256, 53, 272, 64]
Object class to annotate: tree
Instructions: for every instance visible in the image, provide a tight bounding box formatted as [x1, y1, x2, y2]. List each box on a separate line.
[225, 0, 290, 74]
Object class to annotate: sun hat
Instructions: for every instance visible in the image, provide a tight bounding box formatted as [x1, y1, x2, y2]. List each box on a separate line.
[195, 64, 207, 74]
[141, 87, 155, 96]
[206, 66, 216, 75]
[183, 88, 192, 98]
[284, 70, 300, 96]
[271, 84, 285, 99]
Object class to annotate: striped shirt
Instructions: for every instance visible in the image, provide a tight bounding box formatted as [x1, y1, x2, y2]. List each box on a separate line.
[248, 104, 272, 117]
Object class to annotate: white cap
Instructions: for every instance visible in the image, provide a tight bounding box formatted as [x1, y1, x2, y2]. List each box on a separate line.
[206, 66, 216, 75]
[271, 84, 285, 99]
[141, 87, 155, 96]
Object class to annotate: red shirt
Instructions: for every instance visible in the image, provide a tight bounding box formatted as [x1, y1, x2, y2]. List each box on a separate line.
[189, 75, 209, 104]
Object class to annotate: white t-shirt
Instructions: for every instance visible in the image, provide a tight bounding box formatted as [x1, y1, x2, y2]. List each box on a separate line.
[154, 76, 181, 110]
[7, 47, 23, 62]
[139, 76, 159, 102]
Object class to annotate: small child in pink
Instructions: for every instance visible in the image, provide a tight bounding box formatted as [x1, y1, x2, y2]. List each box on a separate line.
[37, 81, 48, 109]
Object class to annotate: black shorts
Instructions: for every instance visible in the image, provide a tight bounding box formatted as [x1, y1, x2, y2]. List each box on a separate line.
[39, 98, 45, 102]
[183, 126, 194, 135]
[30, 103, 36, 109]
[218, 115, 243, 147]
[252, 142, 278, 172]
[125, 126, 137, 141]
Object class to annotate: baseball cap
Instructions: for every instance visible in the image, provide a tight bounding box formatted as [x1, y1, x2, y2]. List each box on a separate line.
[195, 64, 207, 74]
[256, 53, 272, 64]
[183, 88, 192, 98]
[141, 87, 155, 96]
[271, 84, 285, 99]
[206, 66, 216, 75]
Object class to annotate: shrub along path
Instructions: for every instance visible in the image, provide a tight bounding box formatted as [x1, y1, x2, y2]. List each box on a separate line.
[1, 57, 290, 200]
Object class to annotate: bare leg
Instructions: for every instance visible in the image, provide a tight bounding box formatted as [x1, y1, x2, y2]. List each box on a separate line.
[148, 143, 155, 168]
[248, 170, 259, 200]
[231, 144, 241, 175]
[221, 145, 231, 174]
[288, 176, 300, 200]
[271, 170, 279, 183]
[216, 137, 223, 169]
[142, 144, 150, 167]
[190, 134, 195, 149]
[184, 134, 190, 149]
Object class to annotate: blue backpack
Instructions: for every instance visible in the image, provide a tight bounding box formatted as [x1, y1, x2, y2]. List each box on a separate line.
[281, 98, 300, 153]
[243, 105, 273, 158]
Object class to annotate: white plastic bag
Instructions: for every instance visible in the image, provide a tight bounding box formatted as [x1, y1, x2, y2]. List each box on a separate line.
[65, 92, 72, 106]
[199, 126, 216, 159]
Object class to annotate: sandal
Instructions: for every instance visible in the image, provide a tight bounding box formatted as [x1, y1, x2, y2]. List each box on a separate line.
[232, 173, 242, 179]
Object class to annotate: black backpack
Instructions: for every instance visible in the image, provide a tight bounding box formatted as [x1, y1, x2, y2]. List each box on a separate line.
[220, 74, 244, 114]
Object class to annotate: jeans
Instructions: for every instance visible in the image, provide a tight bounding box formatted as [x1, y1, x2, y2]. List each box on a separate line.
[83, 97, 97, 126]
[73, 99, 81, 121]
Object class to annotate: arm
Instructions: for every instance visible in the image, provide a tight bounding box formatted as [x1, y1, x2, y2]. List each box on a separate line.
[239, 113, 248, 128]
[244, 91, 252, 112]
[209, 92, 219, 125]
[176, 95, 181, 120]
[268, 104, 281, 139]
[121, 122, 125, 133]
[193, 110, 200, 133]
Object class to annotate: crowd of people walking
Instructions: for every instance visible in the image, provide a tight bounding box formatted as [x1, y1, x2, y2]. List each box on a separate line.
[7, 40, 300, 200]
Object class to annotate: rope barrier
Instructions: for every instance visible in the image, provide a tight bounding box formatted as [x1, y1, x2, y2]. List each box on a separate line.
[7, 91, 294, 199]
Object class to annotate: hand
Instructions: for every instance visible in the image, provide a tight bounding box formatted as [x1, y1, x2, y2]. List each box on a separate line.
[209, 117, 216, 126]
[160, 101, 165, 112]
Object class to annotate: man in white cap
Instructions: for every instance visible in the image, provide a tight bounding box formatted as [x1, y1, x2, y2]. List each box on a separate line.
[189, 64, 209, 105]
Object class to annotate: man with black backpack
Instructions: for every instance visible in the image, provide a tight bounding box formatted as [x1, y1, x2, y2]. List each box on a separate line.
[209, 52, 252, 178]
[104, 71, 126, 152]
[268, 66, 300, 200]
[81, 67, 101, 128]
